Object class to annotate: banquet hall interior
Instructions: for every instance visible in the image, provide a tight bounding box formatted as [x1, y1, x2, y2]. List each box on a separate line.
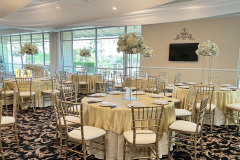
[0, 0, 239, 159]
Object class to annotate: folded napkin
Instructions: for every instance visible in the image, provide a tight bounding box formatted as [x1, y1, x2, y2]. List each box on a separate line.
[149, 94, 164, 98]
[153, 99, 168, 105]
[86, 98, 102, 102]
[127, 102, 146, 107]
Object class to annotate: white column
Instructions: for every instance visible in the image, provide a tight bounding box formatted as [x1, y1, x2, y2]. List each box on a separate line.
[49, 32, 62, 76]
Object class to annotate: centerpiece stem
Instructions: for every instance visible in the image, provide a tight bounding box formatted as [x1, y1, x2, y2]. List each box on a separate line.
[208, 56, 212, 84]
[202, 56, 205, 84]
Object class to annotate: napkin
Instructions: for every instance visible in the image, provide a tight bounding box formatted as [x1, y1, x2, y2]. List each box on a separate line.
[153, 99, 168, 105]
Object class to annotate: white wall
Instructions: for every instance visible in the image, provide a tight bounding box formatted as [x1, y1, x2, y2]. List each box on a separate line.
[142, 16, 240, 85]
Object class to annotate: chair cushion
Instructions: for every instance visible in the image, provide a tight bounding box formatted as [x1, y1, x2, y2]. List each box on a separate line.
[123, 130, 156, 145]
[169, 120, 201, 133]
[68, 126, 106, 141]
[42, 90, 60, 94]
[226, 103, 240, 111]
[175, 109, 192, 117]
[60, 116, 81, 126]
[196, 103, 216, 112]
[1, 90, 14, 96]
[19, 92, 35, 97]
[1, 116, 15, 125]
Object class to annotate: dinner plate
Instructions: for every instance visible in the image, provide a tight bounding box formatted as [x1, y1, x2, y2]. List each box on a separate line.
[111, 91, 125, 95]
[175, 83, 185, 86]
[89, 93, 106, 97]
[219, 88, 232, 91]
[159, 93, 172, 97]
[132, 91, 145, 95]
[221, 84, 232, 87]
[149, 94, 164, 98]
[127, 102, 146, 107]
[229, 86, 238, 91]
[152, 99, 169, 105]
[188, 82, 196, 85]
[86, 98, 103, 102]
[179, 86, 189, 89]
[40, 79, 50, 81]
[98, 102, 116, 107]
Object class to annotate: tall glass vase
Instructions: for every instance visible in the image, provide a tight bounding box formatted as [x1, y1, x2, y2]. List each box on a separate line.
[208, 56, 213, 84]
[201, 56, 205, 84]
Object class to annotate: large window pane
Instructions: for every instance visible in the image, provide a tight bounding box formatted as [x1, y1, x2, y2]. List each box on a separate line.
[21, 35, 31, 43]
[62, 32, 72, 41]
[11, 36, 20, 43]
[63, 41, 73, 67]
[44, 42, 50, 65]
[97, 39, 123, 70]
[32, 34, 42, 42]
[73, 29, 95, 40]
[127, 25, 141, 35]
[33, 42, 44, 65]
[2, 37, 11, 64]
[97, 27, 124, 38]
[73, 40, 95, 73]
[12, 43, 21, 64]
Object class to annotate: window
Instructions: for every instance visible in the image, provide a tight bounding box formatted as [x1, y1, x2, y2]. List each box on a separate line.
[0, 33, 50, 72]
[61, 25, 141, 74]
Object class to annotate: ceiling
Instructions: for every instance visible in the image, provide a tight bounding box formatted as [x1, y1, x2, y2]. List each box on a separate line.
[0, 0, 240, 35]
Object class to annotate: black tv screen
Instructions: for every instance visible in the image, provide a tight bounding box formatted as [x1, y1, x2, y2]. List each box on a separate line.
[169, 43, 199, 61]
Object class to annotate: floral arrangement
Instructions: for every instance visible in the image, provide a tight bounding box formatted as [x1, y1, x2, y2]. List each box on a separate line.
[196, 40, 219, 56]
[20, 43, 39, 55]
[142, 46, 154, 57]
[80, 48, 91, 57]
[117, 32, 146, 54]
[24, 64, 44, 70]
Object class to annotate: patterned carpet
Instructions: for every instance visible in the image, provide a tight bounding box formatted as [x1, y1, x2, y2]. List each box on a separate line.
[1, 106, 240, 160]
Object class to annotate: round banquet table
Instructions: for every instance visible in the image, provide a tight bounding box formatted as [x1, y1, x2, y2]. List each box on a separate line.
[173, 86, 240, 125]
[4, 78, 52, 108]
[81, 93, 176, 160]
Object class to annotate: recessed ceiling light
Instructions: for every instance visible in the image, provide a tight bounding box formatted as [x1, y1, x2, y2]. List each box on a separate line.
[56, 6, 60, 9]
[112, 7, 117, 10]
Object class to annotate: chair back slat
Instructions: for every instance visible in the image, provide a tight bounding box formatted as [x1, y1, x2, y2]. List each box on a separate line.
[15, 78, 32, 92]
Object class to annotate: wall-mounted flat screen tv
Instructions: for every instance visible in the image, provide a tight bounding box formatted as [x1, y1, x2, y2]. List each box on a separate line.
[169, 43, 199, 61]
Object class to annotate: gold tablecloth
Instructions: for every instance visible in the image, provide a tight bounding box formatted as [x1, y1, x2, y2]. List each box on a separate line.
[82, 93, 176, 137]
[173, 86, 240, 114]
[130, 78, 168, 88]
[68, 74, 102, 92]
[4, 78, 52, 99]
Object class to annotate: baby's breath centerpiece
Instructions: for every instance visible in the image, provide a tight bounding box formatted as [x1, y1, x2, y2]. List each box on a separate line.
[142, 46, 154, 57]
[80, 48, 91, 57]
[196, 40, 219, 56]
[117, 32, 145, 54]
[196, 40, 219, 84]
[20, 43, 39, 55]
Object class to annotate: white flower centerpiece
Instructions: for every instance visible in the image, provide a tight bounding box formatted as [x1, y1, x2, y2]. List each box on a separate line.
[117, 32, 153, 100]
[117, 32, 145, 54]
[20, 43, 39, 55]
[80, 48, 91, 71]
[196, 40, 219, 84]
[196, 40, 219, 56]
[24, 64, 44, 70]
[20, 43, 40, 70]
[80, 48, 91, 57]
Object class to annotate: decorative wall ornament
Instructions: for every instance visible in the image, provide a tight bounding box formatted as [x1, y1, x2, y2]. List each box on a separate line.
[174, 27, 195, 40]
